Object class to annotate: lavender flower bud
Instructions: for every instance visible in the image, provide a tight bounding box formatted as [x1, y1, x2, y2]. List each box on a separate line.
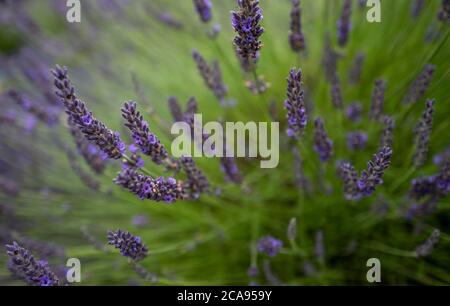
[411, 0, 425, 19]
[257, 236, 283, 257]
[292, 146, 309, 190]
[180, 156, 210, 199]
[231, 0, 264, 70]
[358, 147, 393, 196]
[114, 168, 186, 203]
[121, 101, 168, 165]
[349, 53, 364, 84]
[107, 229, 148, 261]
[8, 90, 59, 126]
[379, 116, 395, 149]
[437, 0, 450, 23]
[192, 49, 228, 104]
[220, 157, 242, 184]
[313, 117, 333, 162]
[338, 162, 360, 200]
[415, 229, 440, 258]
[284, 68, 307, 137]
[287, 217, 297, 241]
[289, 0, 306, 52]
[193, 0, 212, 23]
[68, 118, 107, 174]
[347, 131, 368, 151]
[403, 64, 435, 104]
[52, 65, 125, 159]
[322, 33, 340, 82]
[414, 99, 435, 167]
[337, 0, 352, 47]
[345, 102, 363, 122]
[5, 241, 60, 286]
[168, 96, 184, 122]
[369, 79, 386, 121]
[330, 74, 344, 109]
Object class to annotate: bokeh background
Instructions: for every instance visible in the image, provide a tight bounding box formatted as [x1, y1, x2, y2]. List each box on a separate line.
[0, 0, 449, 285]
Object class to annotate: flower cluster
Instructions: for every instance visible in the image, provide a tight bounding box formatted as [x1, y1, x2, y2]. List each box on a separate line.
[193, 0, 212, 23]
[107, 230, 148, 261]
[114, 168, 186, 203]
[414, 99, 435, 167]
[231, 0, 264, 70]
[313, 117, 333, 162]
[379, 116, 395, 149]
[257, 236, 283, 257]
[369, 79, 386, 121]
[349, 53, 364, 84]
[68, 118, 108, 174]
[338, 162, 360, 200]
[5, 241, 60, 286]
[437, 0, 450, 23]
[357, 147, 393, 196]
[284, 68, 307, 137]
[220, 157, 242, 184]
[330, 74, 343, 109]
[347, 131, 368, 151]
[346, 102, 363, 122]
[8, 90, 59, 126]
[192, 49, 228, 104]
[52, 65, 125, 159]
[121, 101, 168, 165]
[337, 0, 352, 46]
[410, 161, 450, 200]
[180, 156, 210, 199]
[289, 0, 306, 52]
[403, 64, 435, 104]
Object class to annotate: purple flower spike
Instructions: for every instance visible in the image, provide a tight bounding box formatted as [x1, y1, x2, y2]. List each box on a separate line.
[284, 68, 307, 138]
[338, 162, 360, 200]
[404, 64, 435, 104]
[258, 236, 283, 257]
[347, 131, 368, 150]
[180, 156, 210, 199]
[220, 157, 242, 184]
[313, 117, 333, 162]
[107, 230, 148, 261]
[369, 79, 386, 121]
[114, 168, 186, 203]
[337, 0, 352, 46]
[193, 0, 212, 23]
[121, 101, 168, 165]
[5, 241, 60, 286]
[192, 49, 228, 104]
[358, 147, 393, 196]
[231, 0, 264, 70]
[289, 0, 306, 52]
[330, 74, 343, 109]
[52, 65, 125, 159]
[349, 53, 364, 84]
[379, 116, 395, 149]
[414, 99, 435, 167]
[346, 102, 363, 122]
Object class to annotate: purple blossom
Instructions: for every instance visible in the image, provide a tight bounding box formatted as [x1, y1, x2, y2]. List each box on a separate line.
[437, 0, 450, 23]
[292, 146, 309, 190]
[8, 90, 59, 126]
[121, 101, 168, 165]
[345, 102, 363, 122]
[193, 0, 212, 23]
[247, 265, 259, 278]
[404, 64, 435, 104]
[322, 33, 340, 82]
[369, 79, 386, 121]
[349, 53, 364, 84]
[114, 168, 186, 203]
[220, 157, 242, 184]
[357, 147, 393, 196]
[337, 0, 352, 46]
[132, 215, 149, 228]
[192, 49, 228, 104]
[410, 161, 450, 199]
[414, 99, 435, 167]
[52, 65, 125, 159]
[68, 118, 108, 174]
[231, 0, 264, 70]
[284, 68, 307, 137]
[5, 241, 60, 286]
[107, 230, 148, 261]
[180, 156, 210, 199]
[347, 131, 368, 150]
[411, 0, 425, 19]
[330, 74, 343, 109]
[257, 236, 283, 257]
[338, 162, 360, 200]
[379, 116, 395, 149]
[168, 96, 184, 122]
[289, 0, 306, 52]
[313, 117, 333, 162]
